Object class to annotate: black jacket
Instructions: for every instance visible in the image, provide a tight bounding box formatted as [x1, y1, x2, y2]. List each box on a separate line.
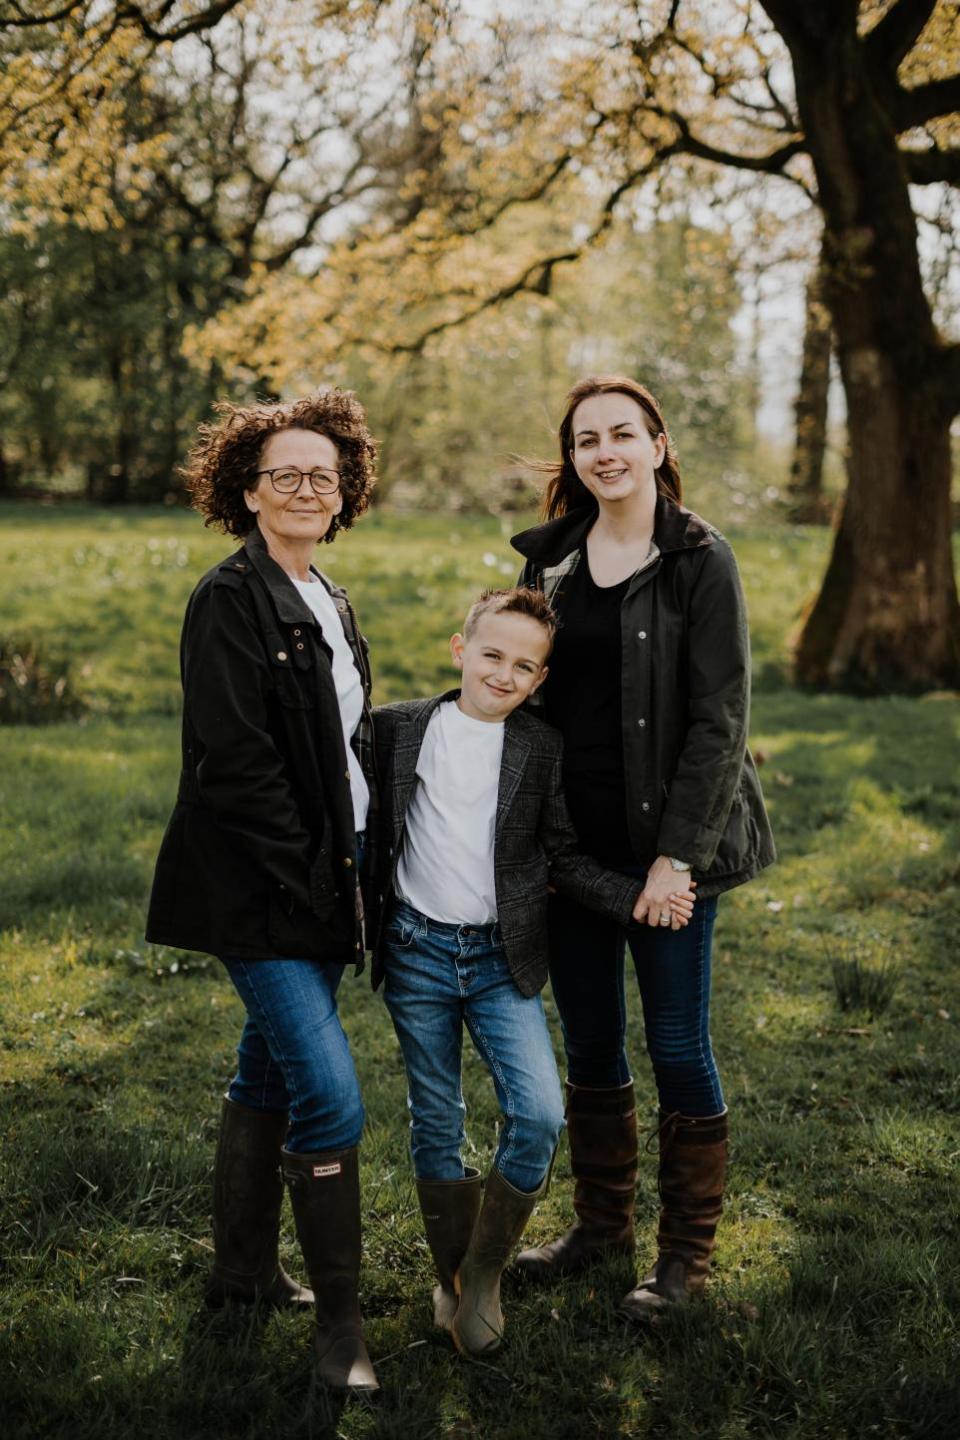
[370, 693, 643, 997]
[146, 524, 377, 966]
[512, 497, 775, 897]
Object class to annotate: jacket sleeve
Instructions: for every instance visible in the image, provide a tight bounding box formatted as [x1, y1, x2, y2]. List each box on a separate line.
[655, 538, 751, 870]
[183, 577, 315, 912]
[538, 740, 641, 925]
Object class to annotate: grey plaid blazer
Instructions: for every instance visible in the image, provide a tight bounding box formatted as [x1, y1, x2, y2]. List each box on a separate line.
[370, 691, 641, 997]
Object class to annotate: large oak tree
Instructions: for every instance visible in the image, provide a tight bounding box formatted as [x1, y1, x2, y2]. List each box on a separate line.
[760, 0, 959, 690]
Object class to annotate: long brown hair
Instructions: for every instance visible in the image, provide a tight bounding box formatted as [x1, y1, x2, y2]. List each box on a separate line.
[531, 376, 683, 521]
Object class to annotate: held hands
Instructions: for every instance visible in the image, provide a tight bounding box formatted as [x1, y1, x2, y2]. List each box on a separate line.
[631, 855, 697, 930]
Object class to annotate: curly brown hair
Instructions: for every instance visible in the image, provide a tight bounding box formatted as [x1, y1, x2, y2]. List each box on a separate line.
[181, 390, 377, 541]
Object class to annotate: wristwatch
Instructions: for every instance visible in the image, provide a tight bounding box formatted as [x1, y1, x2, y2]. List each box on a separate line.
[667, 857, 692, 872]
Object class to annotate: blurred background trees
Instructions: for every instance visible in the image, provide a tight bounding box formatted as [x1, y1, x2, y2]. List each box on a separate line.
[1, 0, 958, 690]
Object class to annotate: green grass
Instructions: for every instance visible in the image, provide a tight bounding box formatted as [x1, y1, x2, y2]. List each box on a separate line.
[1, 503, 958, 1439]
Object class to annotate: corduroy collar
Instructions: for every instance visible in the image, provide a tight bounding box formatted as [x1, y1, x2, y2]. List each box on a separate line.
[240, 522, 346, 624]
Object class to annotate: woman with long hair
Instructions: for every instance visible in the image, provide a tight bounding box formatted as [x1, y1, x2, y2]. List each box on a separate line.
[511, 375, 774, 1316]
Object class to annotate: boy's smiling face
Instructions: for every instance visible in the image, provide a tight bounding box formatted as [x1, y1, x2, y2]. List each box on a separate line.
[450, 609, 551, 723]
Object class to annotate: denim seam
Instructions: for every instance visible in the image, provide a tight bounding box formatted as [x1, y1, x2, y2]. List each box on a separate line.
[695, 902, 724, 1113]
[458, 935, 520, 1177]
[465, 1009, 518, 1175]
[692, 905, 711, 1112]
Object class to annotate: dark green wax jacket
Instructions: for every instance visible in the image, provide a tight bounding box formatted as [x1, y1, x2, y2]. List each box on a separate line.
[513, 496, 775, 897]
[146, 524, 377, 966]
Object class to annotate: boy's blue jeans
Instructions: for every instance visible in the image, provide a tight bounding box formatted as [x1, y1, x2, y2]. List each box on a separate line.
[547, 882, 724, 1117]
[382, 897, 565, 1195]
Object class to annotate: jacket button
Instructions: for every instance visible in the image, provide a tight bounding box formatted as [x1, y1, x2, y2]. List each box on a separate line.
[641, 801, 650, 812]
[277, 651, 288, 661]
[638, 630, 647, 640]
[638, 718, 646, 728]
[344, 857, 354, 868]
[293, 628, 301, 636]
[296, 643, 304, 650]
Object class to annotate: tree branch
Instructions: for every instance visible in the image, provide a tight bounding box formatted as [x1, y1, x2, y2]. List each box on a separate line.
[383, 246, 586, 355]
[380, 140, 681, 355]
[758, 0, 855, 49]
[893, 75, 960, 130]
[666, 110, 806, 173]
[113, 1, 244, 43]
[1, 2, 85, 24]
[902, 144, 960, 183]
[864, 0, 939, 73]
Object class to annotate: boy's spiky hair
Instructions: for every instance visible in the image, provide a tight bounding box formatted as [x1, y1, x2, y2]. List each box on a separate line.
[463, 587, 558, 648]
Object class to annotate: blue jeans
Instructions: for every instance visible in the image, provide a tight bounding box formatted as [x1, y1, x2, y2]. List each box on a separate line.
[220, 956, 364, 1153]
[547, 882, 723, 1116]
[382, 897, 565, 1194]
[218, 834, 366, 1154]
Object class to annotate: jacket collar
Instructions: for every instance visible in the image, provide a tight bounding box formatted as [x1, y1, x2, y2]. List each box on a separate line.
[511, 495, 716, 565]
[241, 522, 346, 625]
[391, 690, 535, 840]
[394, 689, 540, 742]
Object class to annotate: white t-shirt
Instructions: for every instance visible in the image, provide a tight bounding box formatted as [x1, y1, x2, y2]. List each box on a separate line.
[396, 700, 504, 924]
[291, 576, 369, 832]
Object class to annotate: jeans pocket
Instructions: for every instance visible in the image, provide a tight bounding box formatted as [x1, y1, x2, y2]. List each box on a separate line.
[386, 914, 417, 949]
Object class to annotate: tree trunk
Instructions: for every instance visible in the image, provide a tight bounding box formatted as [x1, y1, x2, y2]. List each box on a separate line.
[795, 365, 957, 690]
[102, 344, 131, 505]
[787, 254, 832, 524]
[763, 0, 960, 692]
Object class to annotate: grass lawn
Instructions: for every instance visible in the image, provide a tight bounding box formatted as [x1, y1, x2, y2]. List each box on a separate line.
[1, 503, 958, 1439]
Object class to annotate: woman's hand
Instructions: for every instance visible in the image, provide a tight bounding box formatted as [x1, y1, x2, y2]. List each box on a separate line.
[632, 856, 696, 930]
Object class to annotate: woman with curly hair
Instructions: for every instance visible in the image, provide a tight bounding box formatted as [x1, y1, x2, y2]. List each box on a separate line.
[147, 391, 380, 1392]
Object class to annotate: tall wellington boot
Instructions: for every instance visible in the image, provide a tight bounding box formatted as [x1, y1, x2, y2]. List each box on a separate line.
[621, 1108, 728, 1319]
[205, 1096, 312, 1309]
[451, 1167, 547, 1356]
[415, 1169, 482, 1332]
[514, 1080, 637, 1280]
[282, 1146, 379, 1393]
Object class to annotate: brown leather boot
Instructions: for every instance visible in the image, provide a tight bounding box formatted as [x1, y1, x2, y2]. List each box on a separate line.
[621, 1108, 728, 1319]
[451, 1167, 547, 1356]
[514, 1080, 637, 1279]
[205, 1097, 313, 1309]
[416, 1168, 482, 1332]
[282, 1146, 379, 1393]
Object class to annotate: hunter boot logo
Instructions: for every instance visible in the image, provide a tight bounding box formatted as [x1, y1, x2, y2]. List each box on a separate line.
[312, 1162, 342, 1179]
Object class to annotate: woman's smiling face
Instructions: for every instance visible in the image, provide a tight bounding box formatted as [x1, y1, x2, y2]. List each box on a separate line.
[243, 427, 342, 546]
[570, 392, 666, 508]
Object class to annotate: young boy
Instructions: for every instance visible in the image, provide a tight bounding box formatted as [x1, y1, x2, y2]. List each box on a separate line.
[370, 587, 692, 1357]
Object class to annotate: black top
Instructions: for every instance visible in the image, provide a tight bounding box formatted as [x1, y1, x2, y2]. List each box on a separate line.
[543, 547, 633, 863]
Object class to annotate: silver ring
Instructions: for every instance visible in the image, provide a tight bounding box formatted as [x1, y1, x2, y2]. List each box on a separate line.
[659, 913, 671, 926]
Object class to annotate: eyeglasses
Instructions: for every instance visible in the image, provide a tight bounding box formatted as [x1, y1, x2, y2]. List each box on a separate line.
[256, 466, 341, 495]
